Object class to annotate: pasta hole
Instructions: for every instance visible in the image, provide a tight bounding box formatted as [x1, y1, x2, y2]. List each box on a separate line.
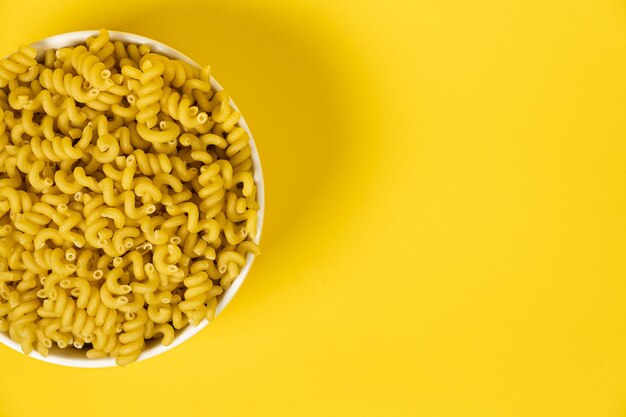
[92, 269, 104, 280]
[197, 113, 208, 124]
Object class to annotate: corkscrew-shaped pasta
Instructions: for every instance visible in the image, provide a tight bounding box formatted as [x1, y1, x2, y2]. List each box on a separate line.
[195, 163, 227, 219]
[116, 308, 148, 365]
[86, 29, 115, 63]
[127, 60, 165, 128]
[159, 86, 208, 129]
[0, 46, 38, 88]
[139, 53, 196, 88]
[0, 29, 260, 366]
[39, 68, 99, 103]
[70, 45, 113, 92]
[7, 287, 40, 354]
[128, 150, 197, 184]
[225, 127, 253, 169]
[29, 135, 83, 163]
[178, 270, 217, 325]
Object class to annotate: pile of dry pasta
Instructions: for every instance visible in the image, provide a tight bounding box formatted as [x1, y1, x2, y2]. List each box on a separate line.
[0, 29, 260, 365]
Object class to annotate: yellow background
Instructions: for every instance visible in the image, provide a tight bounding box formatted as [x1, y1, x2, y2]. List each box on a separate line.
[1, 0, 626, 416]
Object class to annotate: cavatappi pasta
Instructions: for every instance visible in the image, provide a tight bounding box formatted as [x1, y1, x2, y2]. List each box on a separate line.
[0, 29, 260, 366]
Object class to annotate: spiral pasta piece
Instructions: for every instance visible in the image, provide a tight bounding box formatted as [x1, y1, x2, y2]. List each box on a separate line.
[116, 308, 148, 366]
[178, 271, 214, 325]
[70, 45, 114, 92]
[139, 53, 195, 87]
[132, 60, 164, 128]
[0, 46, 38, 88]
[159, 86, 208, 129]
[39, 68, 99, 103]
[7, 288, 39, 354]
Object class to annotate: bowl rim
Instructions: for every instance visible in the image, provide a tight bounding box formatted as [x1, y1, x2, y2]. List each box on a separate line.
[0, 30, 265, 368]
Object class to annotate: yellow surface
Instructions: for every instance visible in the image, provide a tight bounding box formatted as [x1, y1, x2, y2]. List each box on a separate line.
[1, 0, 626, 416]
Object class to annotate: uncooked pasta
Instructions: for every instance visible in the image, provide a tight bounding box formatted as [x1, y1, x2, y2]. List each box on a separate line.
[0, 29, 260, 366]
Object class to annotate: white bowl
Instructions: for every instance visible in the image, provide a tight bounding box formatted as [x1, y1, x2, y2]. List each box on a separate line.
[0, 30, 265, 367]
